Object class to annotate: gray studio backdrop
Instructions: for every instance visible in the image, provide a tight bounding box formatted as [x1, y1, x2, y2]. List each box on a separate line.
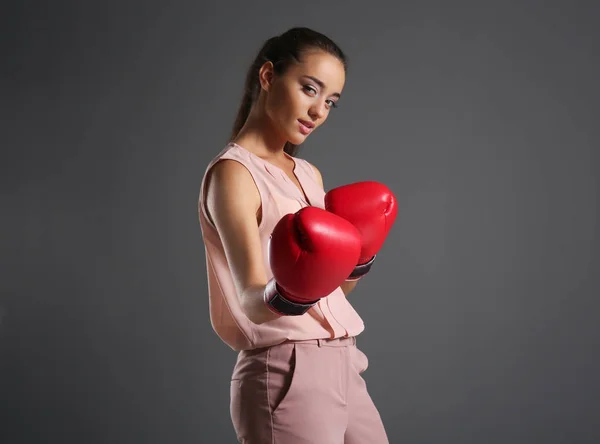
[3, 1, 599, 443]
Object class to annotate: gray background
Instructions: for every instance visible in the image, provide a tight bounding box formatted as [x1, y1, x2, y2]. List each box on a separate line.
[2, 1, 599, 443]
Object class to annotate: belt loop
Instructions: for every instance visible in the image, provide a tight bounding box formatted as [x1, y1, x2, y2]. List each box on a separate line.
[317, 338, 323, 347]
[352, 336, 356, 345]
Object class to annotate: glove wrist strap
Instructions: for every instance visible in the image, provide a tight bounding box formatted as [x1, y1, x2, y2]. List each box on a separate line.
[347, 255, 376, 281]
[264, 279, 318, 316]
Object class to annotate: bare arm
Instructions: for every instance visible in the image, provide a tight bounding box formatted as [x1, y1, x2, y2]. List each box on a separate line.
[205, 159, 281, 324]
[308, 161, 359, 296]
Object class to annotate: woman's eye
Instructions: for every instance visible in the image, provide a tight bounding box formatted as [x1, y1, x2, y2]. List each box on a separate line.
[303, 85, 337, 109]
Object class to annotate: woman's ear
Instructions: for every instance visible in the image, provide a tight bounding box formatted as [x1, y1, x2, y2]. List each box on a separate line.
[258, 61, 275, 91]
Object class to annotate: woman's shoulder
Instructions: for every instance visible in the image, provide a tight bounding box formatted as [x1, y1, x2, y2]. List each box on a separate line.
[204, 143, 254, 175]
[208, 147, 255, 184]
[203, 152, 261, 214]
[209, 142, 244, 163]
[295, 157, 324, 190]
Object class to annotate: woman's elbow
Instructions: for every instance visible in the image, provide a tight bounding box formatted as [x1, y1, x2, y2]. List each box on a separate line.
[239, 284, 281, 325]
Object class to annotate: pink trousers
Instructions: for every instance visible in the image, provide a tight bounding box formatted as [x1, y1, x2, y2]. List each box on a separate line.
[230, 336, 389, 443]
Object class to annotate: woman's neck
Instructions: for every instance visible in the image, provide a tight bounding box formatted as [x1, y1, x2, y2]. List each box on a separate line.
[233, 115, 288, 160]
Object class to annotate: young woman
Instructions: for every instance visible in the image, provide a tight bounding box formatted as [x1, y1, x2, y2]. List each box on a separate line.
[198, 27, 394, 444]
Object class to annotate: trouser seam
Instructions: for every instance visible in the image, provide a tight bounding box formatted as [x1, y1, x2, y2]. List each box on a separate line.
[266, 347, 275, 444]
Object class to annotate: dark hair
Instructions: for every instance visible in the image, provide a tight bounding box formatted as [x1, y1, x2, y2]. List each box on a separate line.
[229, 27, 347, 157]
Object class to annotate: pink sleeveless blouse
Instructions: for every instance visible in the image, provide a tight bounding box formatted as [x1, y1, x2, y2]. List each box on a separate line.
[198, 143, 364, 351]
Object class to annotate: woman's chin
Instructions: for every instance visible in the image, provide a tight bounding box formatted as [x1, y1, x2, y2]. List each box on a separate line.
[288, 133, 308, 146]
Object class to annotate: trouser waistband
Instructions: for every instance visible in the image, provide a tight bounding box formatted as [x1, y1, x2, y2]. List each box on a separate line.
[286, 336, 356, 347]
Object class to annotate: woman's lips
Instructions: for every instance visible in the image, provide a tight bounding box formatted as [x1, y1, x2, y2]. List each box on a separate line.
[298, 120, 314, 135]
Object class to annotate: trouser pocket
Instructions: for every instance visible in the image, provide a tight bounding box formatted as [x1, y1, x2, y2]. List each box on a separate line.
[229, 342, 303, 440]
[266, 342, 301, 415]
[351, 344, 369, 374]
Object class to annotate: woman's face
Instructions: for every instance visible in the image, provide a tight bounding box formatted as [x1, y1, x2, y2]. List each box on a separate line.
[262, 49, 346, 146]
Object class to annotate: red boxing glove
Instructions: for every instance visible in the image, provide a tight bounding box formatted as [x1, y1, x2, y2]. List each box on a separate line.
[325, 181, 398, 280]
[264, 206, 362, 316]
